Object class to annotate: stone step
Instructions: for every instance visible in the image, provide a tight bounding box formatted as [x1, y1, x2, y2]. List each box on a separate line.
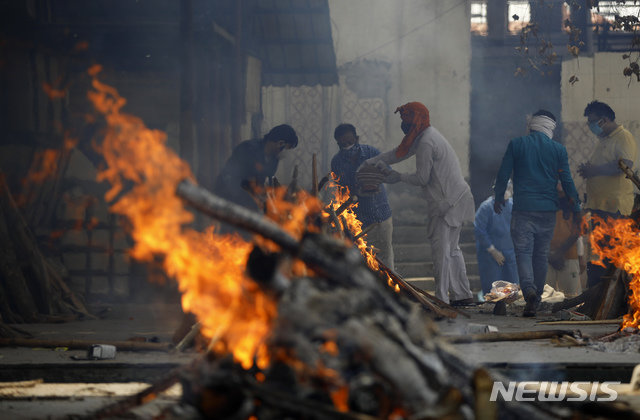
[406, 275, 482, 293]
[394, 260, 479, 278]
[393, 243, 477, 263]
[392, 223, 476, 245]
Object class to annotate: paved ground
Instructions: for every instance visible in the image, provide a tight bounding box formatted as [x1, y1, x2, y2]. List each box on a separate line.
[440, 304, 640, 366]
[0, 301, 638, 419]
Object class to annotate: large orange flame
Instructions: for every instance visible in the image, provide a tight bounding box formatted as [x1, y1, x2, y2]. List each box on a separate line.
[84, 69, 406, 415]
[589, 214, 640, 328]
[326, 175, 400, 293]
[86, 69, 276, 369]
[17, 134, 77, 209]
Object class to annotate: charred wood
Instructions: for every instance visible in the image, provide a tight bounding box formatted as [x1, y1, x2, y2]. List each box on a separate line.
[374, 257, 465, 319]
[619, 159, 640, 190]
[0, 173, 89, 325]
[176, 180, 409, 321]
[285, 165, 299, 201]
[334, 194, 358, 217]
[551, 267, 629, 320]
[0, 175, 52, 314]
[174, 180, 573, 419]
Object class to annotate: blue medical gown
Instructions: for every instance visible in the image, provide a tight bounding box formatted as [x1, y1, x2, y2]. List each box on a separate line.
[474, 196, 519, 294]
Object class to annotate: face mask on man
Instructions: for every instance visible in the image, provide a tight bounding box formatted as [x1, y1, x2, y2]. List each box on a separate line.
[589, 120, 603, 136]
[401, 121, 413, 135]
[342, 144, 361, 160]
[276, 149, 289, 160]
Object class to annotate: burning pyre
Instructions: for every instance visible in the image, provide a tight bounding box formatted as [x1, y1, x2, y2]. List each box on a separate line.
[589, 214, 640, 329]
[83, 67, 477, 418]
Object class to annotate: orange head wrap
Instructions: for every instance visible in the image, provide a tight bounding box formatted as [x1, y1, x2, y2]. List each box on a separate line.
[394, 102, 430, 158]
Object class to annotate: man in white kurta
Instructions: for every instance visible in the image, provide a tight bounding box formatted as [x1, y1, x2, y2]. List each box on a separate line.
[362, 102, 475, 304]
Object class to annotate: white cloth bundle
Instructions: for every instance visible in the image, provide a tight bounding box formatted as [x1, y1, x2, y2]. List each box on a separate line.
[528, 115, 556, 139]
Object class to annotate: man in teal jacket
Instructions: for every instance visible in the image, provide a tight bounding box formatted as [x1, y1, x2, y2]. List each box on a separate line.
[494, 110, 581, 317]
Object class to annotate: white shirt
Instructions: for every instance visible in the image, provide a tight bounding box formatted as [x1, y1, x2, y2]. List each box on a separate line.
[370, 126, 474, 226]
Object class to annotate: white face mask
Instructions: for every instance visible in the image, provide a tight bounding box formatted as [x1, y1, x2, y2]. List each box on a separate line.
[276, 149, 289, 160]
[341, 144, 355, 151]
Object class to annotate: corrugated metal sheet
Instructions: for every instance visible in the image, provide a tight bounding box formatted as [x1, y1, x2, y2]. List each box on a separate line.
[252, 0, 338, 86]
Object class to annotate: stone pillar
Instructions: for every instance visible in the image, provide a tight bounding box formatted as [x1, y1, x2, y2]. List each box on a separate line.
[487, 0, 508, 41]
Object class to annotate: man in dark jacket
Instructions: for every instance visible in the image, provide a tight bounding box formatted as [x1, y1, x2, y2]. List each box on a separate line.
[214, 124, 298, 214]
[331, 123, 394, 269]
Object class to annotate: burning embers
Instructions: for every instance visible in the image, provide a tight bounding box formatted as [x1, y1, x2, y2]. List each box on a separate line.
[85, 69, 472, 417]
[589, 214, 640, 329]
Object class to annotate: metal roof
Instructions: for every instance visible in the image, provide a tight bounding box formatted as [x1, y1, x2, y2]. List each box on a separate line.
[251, 0, 338, 86]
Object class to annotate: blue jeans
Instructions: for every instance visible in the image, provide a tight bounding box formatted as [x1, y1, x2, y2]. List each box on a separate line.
[510, 211, 556, 300]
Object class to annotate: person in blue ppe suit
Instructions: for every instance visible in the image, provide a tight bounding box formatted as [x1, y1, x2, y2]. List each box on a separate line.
[475, 181, 519, 296]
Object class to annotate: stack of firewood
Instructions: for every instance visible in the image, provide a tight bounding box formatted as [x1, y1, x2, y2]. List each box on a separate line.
[0, 174, 91, 331]
[163, 181, 549, 419]
[83, 182, 637, 419]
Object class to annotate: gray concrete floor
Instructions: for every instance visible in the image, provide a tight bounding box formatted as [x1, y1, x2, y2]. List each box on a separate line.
[0, 301, 639, 419]
[439, 304, 640, 365]
[0, 302, 197, 419]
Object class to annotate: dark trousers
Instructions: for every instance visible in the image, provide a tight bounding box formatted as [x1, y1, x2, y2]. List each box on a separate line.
[510, 211, 557, 300]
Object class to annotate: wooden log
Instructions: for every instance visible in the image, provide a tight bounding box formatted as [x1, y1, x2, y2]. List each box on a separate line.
[353, 222, 378, 241]
[176, 180, 410, 321]
[174, 322, 201, 352]
[285, 165, 299, 200]
[552, 266, 629, 320]
[551, 268, 619, 317]
[79, 362, 185, 420]
[619, 159, 640, 189]
[395, 277, 456, 318]
[594, 269, 629, 320]
[0, 320, 32, 339]
[375, 257, 470, 319]
[177, 180, 300, 254]
[44, 258, 95, 319]
[0, 172, 88, 321]
[326, 206, 344, 238]
[406, 281, 472, 318]
[0, 379, 43, 389]
[0, 201, 39, 323]
[317, 173, 331, 192]
[0, 338, 172, 352]
[377, 265, 457, 319]
[335, 194, 358, 216]
[247, 377, 380, 420]
[0, 174, 52, 314]
[537, 319, 622, 325]
[445, 329, 577, 344]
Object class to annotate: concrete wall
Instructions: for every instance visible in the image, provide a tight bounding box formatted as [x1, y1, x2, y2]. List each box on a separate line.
[561, 53, 640, 196]
[329, 0, 471, 176]
[562, 53, 640, 123]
